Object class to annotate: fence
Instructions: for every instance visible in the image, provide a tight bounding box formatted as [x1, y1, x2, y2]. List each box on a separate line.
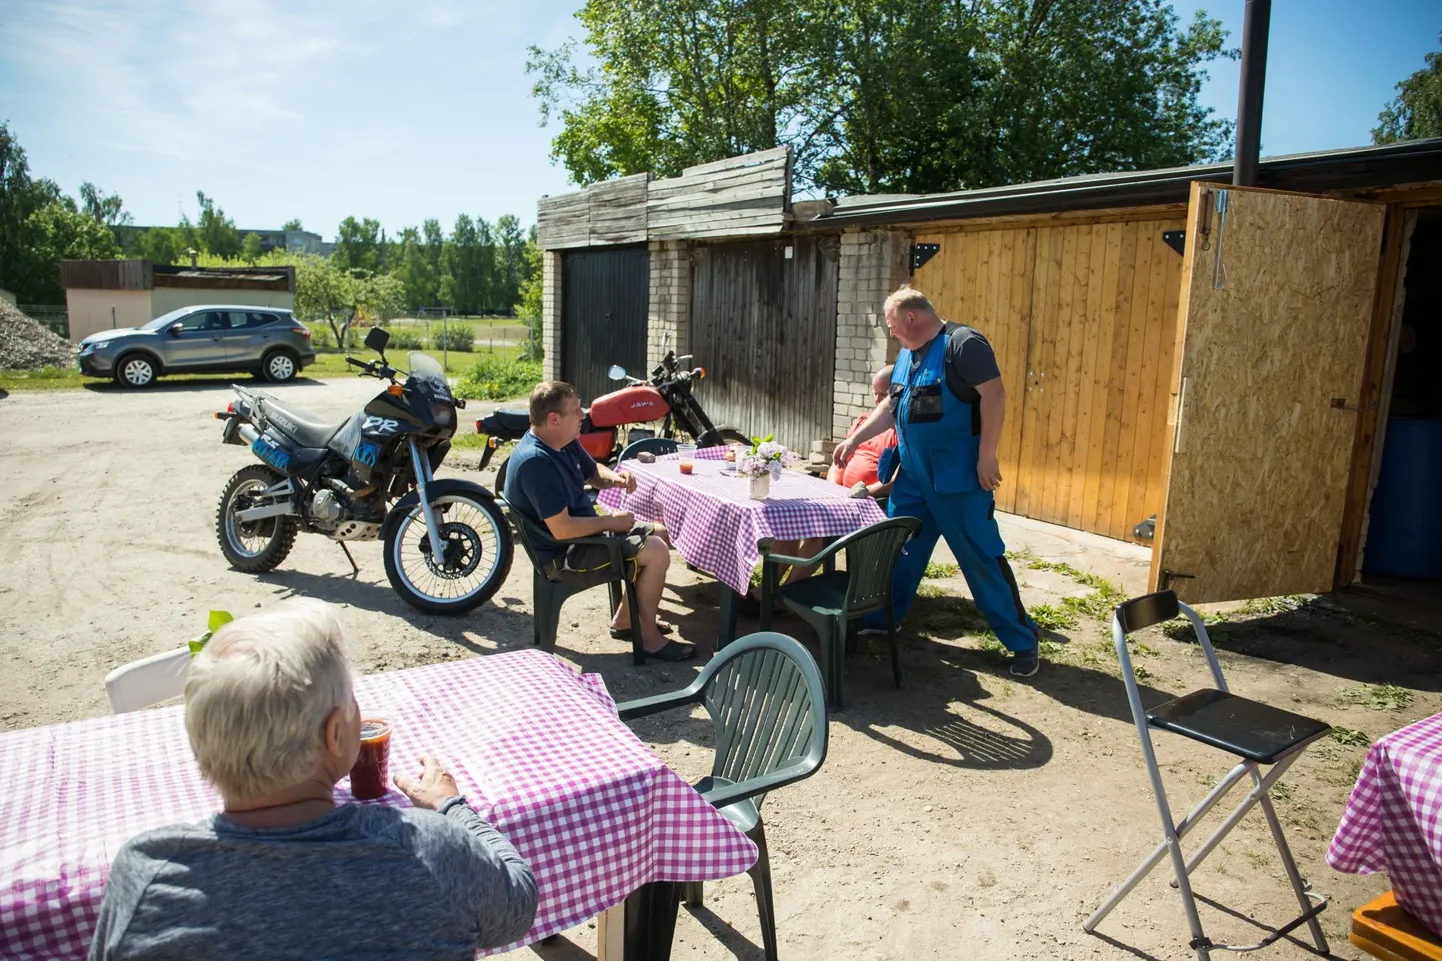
[18, 305, 69, 339]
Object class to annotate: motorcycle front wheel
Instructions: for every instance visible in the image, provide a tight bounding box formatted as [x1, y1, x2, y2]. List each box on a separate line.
[382, 493, 513, 615]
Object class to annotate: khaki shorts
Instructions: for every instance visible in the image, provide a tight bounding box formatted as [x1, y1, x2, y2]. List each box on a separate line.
[546, 523, 654, 587]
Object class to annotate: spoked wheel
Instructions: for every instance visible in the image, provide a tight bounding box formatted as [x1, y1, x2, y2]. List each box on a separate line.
[382, 493, 513, 614]
[216, 465, 298, 572]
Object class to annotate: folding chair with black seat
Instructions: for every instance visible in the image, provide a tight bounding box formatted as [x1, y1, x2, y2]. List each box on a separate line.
[617, 631, 828, 961]
[757, 516, 922, 709]
[616, 436, 678, 463]
[504, 502, 646, 664]
[1084, 589, 1332, 960]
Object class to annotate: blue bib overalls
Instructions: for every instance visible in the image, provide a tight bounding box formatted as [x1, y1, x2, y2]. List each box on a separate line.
[880, 331, 1038, 652]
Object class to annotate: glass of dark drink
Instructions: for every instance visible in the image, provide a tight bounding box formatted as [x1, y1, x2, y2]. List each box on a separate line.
[350, 718, 392, 800]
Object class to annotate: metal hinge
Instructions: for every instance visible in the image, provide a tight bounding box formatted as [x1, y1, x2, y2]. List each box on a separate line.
[1159, 570, 1196, 592]
[910, 243, 940, 273]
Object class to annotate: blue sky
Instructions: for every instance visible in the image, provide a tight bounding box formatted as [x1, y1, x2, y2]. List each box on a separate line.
[0, 1, 1436, 241]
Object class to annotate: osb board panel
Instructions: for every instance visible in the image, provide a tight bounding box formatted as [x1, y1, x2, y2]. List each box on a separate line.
[1152, 182, 1384, 603]
[914, 217, 1185, 542]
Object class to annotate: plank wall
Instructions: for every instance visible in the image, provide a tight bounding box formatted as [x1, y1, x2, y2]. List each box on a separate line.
[913, 212, 1186, 542]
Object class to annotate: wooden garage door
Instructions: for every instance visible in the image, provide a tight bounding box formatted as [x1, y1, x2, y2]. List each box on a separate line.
[913, 213, 1186, 542]
[689, 237, 839, 450]
[561, 247, 649, 403]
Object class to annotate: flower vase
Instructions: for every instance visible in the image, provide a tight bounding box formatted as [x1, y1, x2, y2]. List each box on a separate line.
[748, 472, 770, 500]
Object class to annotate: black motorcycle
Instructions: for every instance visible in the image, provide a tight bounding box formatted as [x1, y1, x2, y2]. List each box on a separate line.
[214, 327, 513, 615]
[477, 348, 749, 495]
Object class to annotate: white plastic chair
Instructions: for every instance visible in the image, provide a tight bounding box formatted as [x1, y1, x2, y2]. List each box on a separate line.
[104, 647, 193, 714]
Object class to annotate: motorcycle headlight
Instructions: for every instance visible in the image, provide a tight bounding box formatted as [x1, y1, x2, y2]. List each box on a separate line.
[429, 402, 455, 428]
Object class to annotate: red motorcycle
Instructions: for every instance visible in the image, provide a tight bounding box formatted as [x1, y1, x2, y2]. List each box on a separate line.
[476, 350, 750, 494]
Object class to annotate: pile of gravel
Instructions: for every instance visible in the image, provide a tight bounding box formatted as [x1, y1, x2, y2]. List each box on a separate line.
[0, 301, 75, 370]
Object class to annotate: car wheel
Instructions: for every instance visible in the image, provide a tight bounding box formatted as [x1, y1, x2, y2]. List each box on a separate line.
[263, 349, 299, 382]
[114, 353, 158, 388]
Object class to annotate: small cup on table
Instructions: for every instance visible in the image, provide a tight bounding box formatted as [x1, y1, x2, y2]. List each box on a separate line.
[677, 443, 697, 475]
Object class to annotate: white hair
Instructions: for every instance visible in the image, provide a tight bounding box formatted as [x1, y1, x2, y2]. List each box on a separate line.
[185, 598, 354, 801]
[883, 285, 936, 315]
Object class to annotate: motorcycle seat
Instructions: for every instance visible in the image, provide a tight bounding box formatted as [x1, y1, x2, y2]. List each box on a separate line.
[485, 409, 532, 434]
[260, 398, 345, 449]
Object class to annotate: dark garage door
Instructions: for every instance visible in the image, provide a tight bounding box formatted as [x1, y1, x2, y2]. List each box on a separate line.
[688, 236, 838, 451]
[561, 247, 649, 403]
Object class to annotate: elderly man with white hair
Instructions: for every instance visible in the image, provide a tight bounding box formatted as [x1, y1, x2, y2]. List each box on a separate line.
[88, 599, 538, 961]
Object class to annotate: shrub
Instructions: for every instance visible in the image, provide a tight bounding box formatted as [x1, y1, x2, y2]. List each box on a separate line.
[435, 326, 475, 352]
[454, 353, 542, 400]
[382, 328, 425, 351]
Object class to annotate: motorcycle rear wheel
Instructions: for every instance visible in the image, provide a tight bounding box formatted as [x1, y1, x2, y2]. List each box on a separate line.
[216, 464, 299, 572]
[382, 492, 513, 615]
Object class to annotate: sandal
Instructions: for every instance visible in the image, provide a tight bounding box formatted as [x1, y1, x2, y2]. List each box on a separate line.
[609, 619, 676, 640]
[645, 640, 697, 662]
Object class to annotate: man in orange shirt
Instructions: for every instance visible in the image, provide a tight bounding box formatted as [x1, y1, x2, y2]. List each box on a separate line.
[828, 365, 897, 499]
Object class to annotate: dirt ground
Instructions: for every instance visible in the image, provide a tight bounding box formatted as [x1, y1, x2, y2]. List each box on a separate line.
[3, 376, 1440, 961]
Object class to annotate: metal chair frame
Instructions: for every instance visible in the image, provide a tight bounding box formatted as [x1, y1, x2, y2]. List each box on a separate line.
[1085, 591, 1330, 959]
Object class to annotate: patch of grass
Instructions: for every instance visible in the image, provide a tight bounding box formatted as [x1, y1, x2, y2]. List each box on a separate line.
[1025, 560, 1126, 622]
[1338, 683, 1414, 713]
[1028, 558, 1084, 577]
[924, 561, 959, 579]
[1329, 726, 1371, 747]
[1038, 638, 1066, 657]
[1030, 603, 1079, 631]
[1241, 595, 1309, 617]
[454, 352, 542, 401]
[1161, 609, 1229, 641]
[1269, 780, 1294, 803]
[1133, 663, 1155, 682]
[1004, 547, 1034, 562]
[1130, 642, 1160, 658]
[976, 633, 1007, 656]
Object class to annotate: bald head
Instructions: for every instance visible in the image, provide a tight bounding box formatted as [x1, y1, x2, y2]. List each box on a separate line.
[871, 365, 893, 405]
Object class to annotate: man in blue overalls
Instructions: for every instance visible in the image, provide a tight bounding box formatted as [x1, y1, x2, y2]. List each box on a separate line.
[835, 286, 1041, 677]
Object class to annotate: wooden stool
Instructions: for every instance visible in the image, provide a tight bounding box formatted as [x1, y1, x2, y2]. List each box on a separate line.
[1351, 890, 1442, 961]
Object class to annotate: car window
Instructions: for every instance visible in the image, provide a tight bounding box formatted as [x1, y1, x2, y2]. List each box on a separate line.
[240, 311, 280, 329]
[177, 310, 221, 332]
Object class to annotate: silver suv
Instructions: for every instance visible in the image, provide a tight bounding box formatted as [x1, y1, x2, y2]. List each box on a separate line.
[77, 305, 317, 388]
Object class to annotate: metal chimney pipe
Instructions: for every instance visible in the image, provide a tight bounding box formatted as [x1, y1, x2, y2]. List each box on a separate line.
[1233, 0, 1272, 187]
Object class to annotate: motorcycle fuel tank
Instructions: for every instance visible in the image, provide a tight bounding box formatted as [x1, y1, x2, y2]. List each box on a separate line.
[588, 385, 667, 428]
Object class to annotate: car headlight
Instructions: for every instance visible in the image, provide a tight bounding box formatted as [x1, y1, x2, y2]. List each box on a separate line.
[79, 343, 95, 355]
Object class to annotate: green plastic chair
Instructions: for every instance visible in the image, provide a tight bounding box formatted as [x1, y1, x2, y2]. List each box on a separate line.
[617, 631, 829, 961]
[503, 501, 646, 665]
[758, 516, 923, 709]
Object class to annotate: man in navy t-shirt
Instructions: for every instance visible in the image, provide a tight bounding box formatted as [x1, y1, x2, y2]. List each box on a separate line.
[505, 381, 695, 661]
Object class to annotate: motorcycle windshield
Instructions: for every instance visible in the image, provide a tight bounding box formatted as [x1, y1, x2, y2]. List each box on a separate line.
[407, 351, 452, 400]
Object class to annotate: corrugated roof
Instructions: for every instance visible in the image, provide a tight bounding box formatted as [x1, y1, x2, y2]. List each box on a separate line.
[806, 138, 1442, 227]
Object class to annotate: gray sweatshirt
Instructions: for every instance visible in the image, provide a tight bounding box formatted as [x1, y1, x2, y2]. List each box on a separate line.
[87, 798, 538, 961]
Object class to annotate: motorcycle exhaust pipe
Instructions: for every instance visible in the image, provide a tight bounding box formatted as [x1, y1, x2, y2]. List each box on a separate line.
[238, 423, 260, 445]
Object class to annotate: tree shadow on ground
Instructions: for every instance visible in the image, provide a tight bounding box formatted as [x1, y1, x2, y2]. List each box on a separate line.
[82, 375, 330, 394]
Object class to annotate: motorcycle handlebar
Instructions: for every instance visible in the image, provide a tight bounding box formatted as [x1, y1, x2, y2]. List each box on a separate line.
[345, 356, 369, 369]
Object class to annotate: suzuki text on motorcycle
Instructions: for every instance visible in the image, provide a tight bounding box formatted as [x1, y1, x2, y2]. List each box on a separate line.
[213, 326, 513, 614]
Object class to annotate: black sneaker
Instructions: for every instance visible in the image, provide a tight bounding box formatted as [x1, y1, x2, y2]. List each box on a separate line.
[1009, 646, 1040, 678]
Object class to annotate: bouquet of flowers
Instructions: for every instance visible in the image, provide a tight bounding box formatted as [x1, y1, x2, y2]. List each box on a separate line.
[737, 434, 800, 480]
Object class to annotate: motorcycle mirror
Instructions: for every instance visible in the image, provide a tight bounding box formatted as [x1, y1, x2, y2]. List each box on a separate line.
[364, 326, 390, 353]
[607, 365, 627, 381]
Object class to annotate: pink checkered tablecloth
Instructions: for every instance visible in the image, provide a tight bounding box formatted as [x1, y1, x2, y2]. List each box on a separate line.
[598, 446, 887, 594]
[0, 649, 757, 960]
[1328, 711, 1442, 934]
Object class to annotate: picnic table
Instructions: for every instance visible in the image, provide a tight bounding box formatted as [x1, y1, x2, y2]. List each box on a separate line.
[1328, 711, 1442, 936]
[598, 446, 887, 648]
[0, 649, 756, 961]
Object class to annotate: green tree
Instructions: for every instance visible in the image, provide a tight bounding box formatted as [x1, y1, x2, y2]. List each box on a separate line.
[78, 182, 130, 228]
[139, 226, 184, 264]
[494, 214, 527, 314]
[1374, 33, 1442, 143]
[395, 227, 438, 309]
[0, 122, 65, 302]
[240, 231, 264, 263]
[282, 218, 304, 232]
[194, 191, 240, 257]
[24, 198, 121, 302]
[333, 216, 383, 272]
[514, 237, 544, 358]
[291, 255, 403, 348]
[530, 0, 1235, 193]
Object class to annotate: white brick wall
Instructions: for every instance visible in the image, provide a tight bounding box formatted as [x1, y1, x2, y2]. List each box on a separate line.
[832, 228, 911, 438]
[647, 241, 689, 370]
[541, 250, 562, 382]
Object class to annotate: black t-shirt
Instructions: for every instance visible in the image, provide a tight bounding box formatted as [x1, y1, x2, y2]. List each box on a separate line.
[895, 321, 1002, 407]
